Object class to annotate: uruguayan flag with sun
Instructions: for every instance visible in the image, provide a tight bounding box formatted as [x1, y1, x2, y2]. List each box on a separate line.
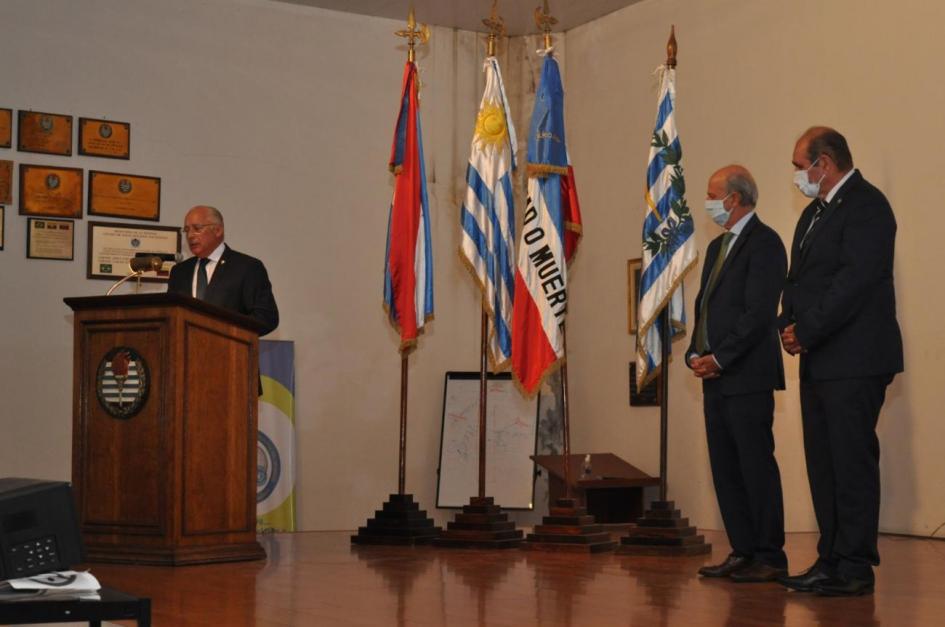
[459, 56, 517, 369]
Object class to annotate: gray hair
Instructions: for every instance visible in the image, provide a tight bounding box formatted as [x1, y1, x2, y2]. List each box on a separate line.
[725, 172, 758, 208]
[204, 205, 224, 226]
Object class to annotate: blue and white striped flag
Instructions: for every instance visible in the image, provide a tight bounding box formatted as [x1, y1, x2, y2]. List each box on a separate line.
[637, 65, 697, 387]
[459, 57, 517, 369]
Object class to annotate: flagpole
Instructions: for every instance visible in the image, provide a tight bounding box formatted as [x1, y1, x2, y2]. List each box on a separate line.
[617, 24, 710, 557]
[477, 311, 488, 498]
[391, 4, 429, 498]
[561, 326, 572, 498]
[535, 0, 571, 496]
[658, 25, 677, 503]
[436, 3, 524, 548]
[474, 2, 506, 504]
[398, 353, 408, 495]
[352, 6, 440, 545]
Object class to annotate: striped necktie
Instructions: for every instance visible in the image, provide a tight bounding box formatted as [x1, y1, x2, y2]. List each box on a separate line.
[800, 199, 828, 249]
[694, 232, 734, 354]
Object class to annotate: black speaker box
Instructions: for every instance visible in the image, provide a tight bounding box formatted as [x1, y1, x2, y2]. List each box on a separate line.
[0, 478, 84, 579]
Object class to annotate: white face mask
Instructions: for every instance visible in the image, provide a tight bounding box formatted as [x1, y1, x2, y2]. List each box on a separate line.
[704, 193, 732, 227]
[794, 157, 825, 198]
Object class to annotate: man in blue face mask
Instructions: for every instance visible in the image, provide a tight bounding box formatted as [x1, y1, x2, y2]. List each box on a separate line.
[778, 128, 903, 596]
[687, 165, 789, 583]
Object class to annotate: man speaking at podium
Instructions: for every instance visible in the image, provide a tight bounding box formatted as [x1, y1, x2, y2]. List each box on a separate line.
[168, 205, 279, 336]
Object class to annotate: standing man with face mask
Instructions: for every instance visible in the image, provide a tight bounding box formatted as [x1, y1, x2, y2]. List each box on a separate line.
[687, 165, 789, 582]
[168, 205, 279, 335]
[778, 128, 903, 596]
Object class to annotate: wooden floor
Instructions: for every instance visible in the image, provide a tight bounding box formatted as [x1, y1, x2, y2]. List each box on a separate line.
[83, 530, 945, 626]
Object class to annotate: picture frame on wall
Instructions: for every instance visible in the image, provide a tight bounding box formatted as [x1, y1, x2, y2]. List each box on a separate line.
[627, 257, 642, 335]
[19, 164, 83, 219]
[87, 221, 181, 281]
[88, 171, 160, 221]
[17, 110, 73, 156]
[26, 217, 74, 261]
[78, 118, 130, 159]
[0, 108, 11, 148]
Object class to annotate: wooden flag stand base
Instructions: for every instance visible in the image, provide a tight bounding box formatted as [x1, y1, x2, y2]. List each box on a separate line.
[523, 498, 616, 553]
[616, 500, 711, 556]
[350, 494, 441, 546]
[433, 496, 523, 549]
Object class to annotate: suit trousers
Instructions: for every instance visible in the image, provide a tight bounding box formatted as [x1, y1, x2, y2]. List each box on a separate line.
[704, 388, 787, 567]
[800, 375, 892, 580]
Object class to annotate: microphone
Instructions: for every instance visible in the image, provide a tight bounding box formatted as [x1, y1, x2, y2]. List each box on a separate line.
[129, 255, 164, 273]
[106, 253, 182, 296]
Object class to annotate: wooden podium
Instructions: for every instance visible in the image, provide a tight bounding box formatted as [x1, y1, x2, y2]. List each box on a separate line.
[65, 293, 266, 565]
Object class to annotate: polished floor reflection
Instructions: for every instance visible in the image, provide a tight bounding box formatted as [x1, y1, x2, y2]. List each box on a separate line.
[87, 530, 945, 626]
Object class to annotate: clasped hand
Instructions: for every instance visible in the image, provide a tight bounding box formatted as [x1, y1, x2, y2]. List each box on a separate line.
[689, 355, 721, 379]
[780, 323, 805, 355]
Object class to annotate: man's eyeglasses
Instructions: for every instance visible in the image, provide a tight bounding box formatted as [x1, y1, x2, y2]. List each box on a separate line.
[182, 223, 219, 235]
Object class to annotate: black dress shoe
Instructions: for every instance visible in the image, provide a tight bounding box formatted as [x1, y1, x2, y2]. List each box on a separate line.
[814, 575, 874, 596]
[778, 562, 833, 592]
[698, 555, 751, 578]
[729, 562, 788, 583]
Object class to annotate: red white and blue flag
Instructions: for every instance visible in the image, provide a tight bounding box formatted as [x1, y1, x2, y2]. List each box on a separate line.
[511, 52, 582, 395]
[383, 60, 434, 352]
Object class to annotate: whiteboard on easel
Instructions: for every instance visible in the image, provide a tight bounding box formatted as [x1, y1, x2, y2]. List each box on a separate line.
[436, 371, 538, 509]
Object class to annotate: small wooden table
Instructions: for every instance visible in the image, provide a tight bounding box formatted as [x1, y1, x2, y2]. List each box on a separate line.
[0, 587, 150, 626]
[532, 453, 660, 526]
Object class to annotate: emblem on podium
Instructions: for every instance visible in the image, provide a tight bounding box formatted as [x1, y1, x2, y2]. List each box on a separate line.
[95, 347, 149, 419]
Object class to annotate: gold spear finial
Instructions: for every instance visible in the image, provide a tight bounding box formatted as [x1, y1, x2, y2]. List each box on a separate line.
[395, 4, 431, 63]
[534, 0, 557, 50]
[483, 0, 505, 57]
[666, 25, 677, 69]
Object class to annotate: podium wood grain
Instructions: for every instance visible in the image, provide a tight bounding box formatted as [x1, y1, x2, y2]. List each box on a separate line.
[66, 293, 266, 565]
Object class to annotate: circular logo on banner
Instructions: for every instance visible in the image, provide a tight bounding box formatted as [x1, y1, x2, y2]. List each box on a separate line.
[45, 174, 60, 190]
[98, 123, 113, 139]
[95, 347, 149, 419]
[256, 431, 281, 503]
[40, 115, 53, 132]
[118, 178, 132, 194]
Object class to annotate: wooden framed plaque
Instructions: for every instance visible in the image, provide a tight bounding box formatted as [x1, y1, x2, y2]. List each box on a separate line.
[19, 164, 83, 218]
[0, 160, 11, 205]
[87, 221, 181, 281]
[0, 108, 11, 148]
[78, 118, 130, 159]
[88, 171, 160, 221]
[27, 217, 74, 261]
[17, 110, 73, 156]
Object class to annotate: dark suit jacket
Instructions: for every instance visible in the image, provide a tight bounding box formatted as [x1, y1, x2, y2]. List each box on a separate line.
[778, 171, 903, 381]
[167, 245, 279, 336]
[687, 214, 787, 396]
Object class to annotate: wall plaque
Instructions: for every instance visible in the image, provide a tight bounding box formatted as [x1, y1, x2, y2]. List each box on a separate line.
[88, 171, 160, 221]
[0, 160, 11, 204]
[27, 217, 74, 260]
[19, 164, 83, 218]
[17, 110, 73, 156]
[0, 108, 11, 148]
[78, 118, 130, 159]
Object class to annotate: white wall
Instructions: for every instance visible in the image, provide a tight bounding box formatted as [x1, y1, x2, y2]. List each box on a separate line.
[565, 0, 945, 536]
[1, 0, 942, 538]
[0, 0, 490, 531]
